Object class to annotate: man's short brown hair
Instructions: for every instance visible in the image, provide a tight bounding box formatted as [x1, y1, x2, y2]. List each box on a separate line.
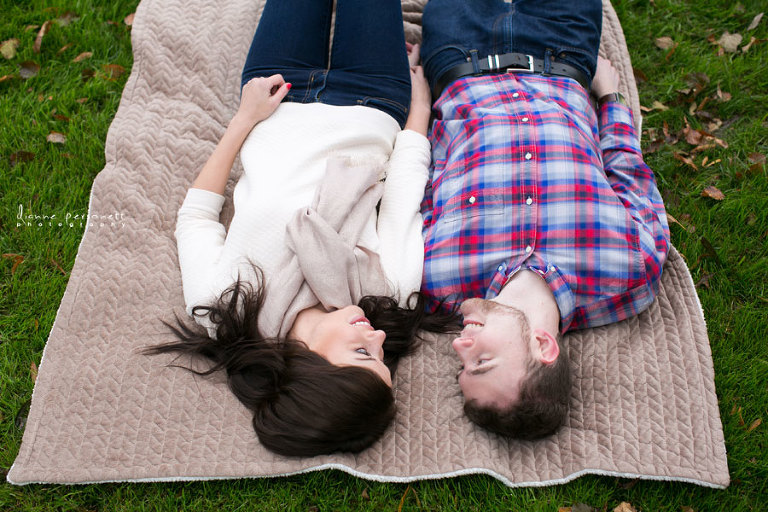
[463, 334, 570, 440]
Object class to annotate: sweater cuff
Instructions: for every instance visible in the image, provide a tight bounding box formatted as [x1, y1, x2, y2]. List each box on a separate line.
[180, 187, 226, 215]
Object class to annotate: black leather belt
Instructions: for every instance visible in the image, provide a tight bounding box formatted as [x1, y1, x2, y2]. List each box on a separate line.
[433, 52, 589, 99]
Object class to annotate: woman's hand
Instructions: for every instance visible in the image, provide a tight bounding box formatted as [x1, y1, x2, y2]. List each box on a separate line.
[591, 56, 620, 99]
[234, 74, 292, 129]
[405, 44, 431, 136]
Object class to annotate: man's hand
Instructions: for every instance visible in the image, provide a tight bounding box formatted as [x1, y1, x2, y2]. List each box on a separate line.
[591, 56, 620, 99]
[234, 74, 292, 129]
[405, 43, 432, 135]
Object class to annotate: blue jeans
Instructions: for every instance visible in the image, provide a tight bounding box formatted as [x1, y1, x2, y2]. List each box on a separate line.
[420, 0, 602, 92]
[241, 0, 411, 128]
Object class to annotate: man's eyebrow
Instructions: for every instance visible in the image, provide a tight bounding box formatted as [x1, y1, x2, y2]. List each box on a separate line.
[469, 364, 496, 376]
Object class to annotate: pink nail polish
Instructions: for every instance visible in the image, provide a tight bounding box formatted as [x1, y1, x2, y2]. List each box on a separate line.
[286, 83, 292, 90]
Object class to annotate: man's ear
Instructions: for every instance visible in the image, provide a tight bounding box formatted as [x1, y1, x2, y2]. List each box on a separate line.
[532, 328, 559, 365]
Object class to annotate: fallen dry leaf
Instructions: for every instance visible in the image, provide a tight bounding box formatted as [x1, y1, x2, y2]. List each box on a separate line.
[47, 131, 67, 144]
[10, 151, 35, 167]
[716, 84, 732, 102]
[674, 152, 699, 170]
[361, 488, 370, 500]
[652, 100, 669, 111]
[19, 61, 40, 79]
[613, 503, 637, 512]
[717, 31, 743, 53]
[124, 13, 135, 26]
[81, 68, 94, 82]
[50, 259, 67, 275]
[72, 51, 93, 62]
[56, 11, 80, 26]
[681, 507, 696, 512]
[30, 362, 38, 383]
[747, 12, 764, 31]
[701, 186, 725, 200]
[76, 97, 88, 103]
[57, 43, 73, 55]
[25, 24, 39, 32]
[655, 36, 676, 49]
[747, 418, 762, 432]
[741, 36, 757, 53]
[102, 63, 125, 80]
[748, 152, 766, 173]
[34, 20, 52, 53]
[3, 253, 25, 274]
[0, 74, 15, 83]
[1, 38, 20, 59]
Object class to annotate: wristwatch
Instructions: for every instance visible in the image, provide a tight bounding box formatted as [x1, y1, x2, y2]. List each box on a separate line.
[597, 92, 628, 107]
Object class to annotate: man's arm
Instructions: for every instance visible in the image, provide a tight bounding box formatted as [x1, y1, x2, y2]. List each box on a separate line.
[593, 57, 670, 286]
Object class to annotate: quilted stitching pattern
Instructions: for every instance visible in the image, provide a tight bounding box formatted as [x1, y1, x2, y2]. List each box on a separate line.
[8, 0, 728, 487]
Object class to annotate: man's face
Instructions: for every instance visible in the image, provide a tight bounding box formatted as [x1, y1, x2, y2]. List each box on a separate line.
[452, 298, 533, 408]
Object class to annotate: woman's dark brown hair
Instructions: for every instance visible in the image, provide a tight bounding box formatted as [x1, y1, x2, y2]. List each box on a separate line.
[146, 273, 459, 457]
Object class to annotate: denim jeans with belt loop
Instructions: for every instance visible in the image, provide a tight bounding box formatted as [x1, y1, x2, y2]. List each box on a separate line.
[241, 0, 412, 128]
[420, 0, 603, 94]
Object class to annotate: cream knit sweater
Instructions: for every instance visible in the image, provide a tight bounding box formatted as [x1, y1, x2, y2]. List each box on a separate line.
[175, 102, 430, 326]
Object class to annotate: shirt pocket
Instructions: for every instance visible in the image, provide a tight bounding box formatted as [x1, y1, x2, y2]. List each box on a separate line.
[437, 189, 505, 224]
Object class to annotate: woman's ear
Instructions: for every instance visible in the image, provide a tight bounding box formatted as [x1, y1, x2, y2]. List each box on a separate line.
[532, 328, 560, 365]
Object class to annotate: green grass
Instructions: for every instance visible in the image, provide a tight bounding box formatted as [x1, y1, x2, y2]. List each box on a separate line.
[2, 0, 767, 510]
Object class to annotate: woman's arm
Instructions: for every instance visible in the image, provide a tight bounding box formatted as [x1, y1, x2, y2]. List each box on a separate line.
[403, 44, 431, 136]
[192, 74, 291, 194]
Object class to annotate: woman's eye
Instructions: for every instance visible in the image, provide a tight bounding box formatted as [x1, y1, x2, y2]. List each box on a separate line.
[356, 348, 371, 356]
[476, 359, 487, 366]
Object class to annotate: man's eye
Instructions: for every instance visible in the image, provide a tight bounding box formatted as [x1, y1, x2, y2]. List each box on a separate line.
[356, 348, 371, 356]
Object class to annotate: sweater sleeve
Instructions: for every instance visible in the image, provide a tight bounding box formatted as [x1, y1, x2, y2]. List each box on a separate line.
[175, 188, 227, 314]
[377, 129, 431, 305]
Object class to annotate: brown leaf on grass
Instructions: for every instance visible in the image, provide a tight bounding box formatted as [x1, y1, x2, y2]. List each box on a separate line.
[716, 84, 732, 102]
[685, 72, 710, 97]
[644, 138, 666, 154]
[124, 13, 136, 26]
[655, 36, 676, 49]
[701, 186, 725, 200]
[81, 68, 94, 82]
[53, 113, 70, 122]
[717, 31, 743, 53]
[72, 51, 92, 62]
[633, 67, 648, 83]
[50, 259, 67, 275]
[2, 253, 25, 274]
[19, 61, 40, 79]
[76, 97, 88, 103]
[1, 38, 20, 59]
[361, 488, 370, 500]
[741, 36, 758, 53]
[695, 272, 713, 289]
[0, 74, 15, 83]
[25, 24, 39, 32]
[613, 503, 637, 512]
[559, 508, 573, 512]
[102, 63, 125, 80]
[682, 507, 696, 512]
[747, 418, 762, 432]
[30, 362, 38, 383]
[47, 131, 67, 144]
[34, 20, 52, 53]
[10, 151, 35, 167]
[674, 152, 698, 170]
[56, 11, 80, 26]
[748, 152, 766, 173]
[747, 12, 764, 31]
[57, 43, 73, 55]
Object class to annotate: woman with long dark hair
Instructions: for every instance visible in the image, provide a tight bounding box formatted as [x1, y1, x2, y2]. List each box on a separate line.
[146, 0, 453, 457]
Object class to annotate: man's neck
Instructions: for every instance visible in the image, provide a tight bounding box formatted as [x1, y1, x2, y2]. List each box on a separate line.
[492, 269, 560, 335]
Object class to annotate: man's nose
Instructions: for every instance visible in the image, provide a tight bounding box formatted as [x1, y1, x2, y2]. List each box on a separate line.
[451, 336, 473, 354]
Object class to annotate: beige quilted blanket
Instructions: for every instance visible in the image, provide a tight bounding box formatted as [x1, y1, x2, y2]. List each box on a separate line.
[8, 0, 729, 487]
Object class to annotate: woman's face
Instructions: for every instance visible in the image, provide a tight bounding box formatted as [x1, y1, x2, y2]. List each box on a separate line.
[308, 305, 392, 386]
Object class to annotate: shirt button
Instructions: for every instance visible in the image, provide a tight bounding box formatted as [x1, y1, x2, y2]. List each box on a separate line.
[468, 196, 476, 204]
[525, 245, 532, 253]
[512, 92, 520, 98]
[526, 197, 533, 205]
[497, 265, 504, 272]
[525, 152, 532, 160]
[522, 117, 529, 122]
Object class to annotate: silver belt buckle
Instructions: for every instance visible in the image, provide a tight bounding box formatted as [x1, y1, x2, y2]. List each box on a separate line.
[506, 55, 535, 73]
